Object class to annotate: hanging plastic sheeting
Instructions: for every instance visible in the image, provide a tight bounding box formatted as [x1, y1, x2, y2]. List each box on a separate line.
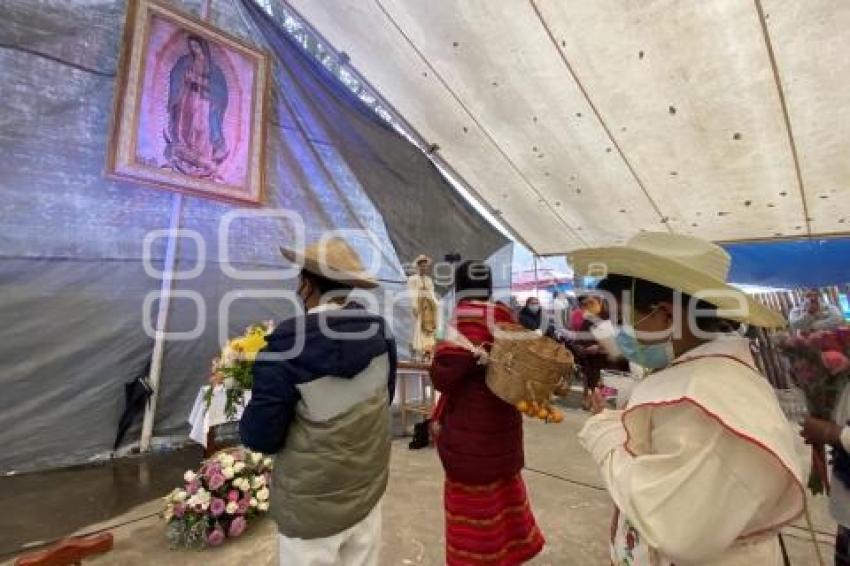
[239, 0, 506, 269]
[724, 238, 850, 289]
[0, 0, 505, 473]
[288, 0, 850, 254]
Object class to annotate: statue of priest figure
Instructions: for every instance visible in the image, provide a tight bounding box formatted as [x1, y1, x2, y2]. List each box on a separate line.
[407, 255, 439, 361]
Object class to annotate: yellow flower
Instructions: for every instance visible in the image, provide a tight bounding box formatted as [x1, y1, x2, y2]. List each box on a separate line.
[242, 333, 266, 354]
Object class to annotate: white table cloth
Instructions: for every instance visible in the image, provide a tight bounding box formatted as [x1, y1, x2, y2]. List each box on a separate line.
[188, 385, 251, 448]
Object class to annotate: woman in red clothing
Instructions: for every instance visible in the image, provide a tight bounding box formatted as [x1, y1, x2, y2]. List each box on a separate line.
[430, 260, 545, 566]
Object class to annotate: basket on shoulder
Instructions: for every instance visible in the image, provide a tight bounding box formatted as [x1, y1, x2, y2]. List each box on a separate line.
[449, 322, 574, 423]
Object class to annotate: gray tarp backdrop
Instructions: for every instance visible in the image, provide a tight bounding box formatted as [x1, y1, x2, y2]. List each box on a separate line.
[0, 0, 508, 472]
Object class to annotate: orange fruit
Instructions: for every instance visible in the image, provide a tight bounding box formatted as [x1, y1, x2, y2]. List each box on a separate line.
[516, 400, 529, 413]
[537, 408, 549, 420]
[550, 410, 564, 424]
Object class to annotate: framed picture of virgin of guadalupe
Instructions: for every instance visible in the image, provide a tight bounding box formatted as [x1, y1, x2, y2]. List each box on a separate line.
[107, 0, 269, 205]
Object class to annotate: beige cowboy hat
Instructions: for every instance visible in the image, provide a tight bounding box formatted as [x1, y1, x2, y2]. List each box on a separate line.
[280, 237, 378, 289]
[568, 232, 785, 328]
[414, 254, 432, 266]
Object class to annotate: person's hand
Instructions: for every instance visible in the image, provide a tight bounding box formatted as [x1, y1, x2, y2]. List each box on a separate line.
[800, 417, 842, 446]
[586, 387, 607, 415]
[584, 344, 601, 355]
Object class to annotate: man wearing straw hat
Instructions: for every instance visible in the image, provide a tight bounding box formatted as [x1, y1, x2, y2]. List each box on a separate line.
[570, 232, 805, 565]
[240, 237, 396, 566]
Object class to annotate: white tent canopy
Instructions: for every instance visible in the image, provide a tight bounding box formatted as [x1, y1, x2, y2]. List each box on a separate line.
[288, 0, 850, 255]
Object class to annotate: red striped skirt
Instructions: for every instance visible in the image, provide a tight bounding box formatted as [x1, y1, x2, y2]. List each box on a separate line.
[444, 474, 545, 565]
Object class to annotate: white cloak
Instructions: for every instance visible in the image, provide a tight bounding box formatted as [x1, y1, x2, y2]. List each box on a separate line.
[579, 337, 804, 565]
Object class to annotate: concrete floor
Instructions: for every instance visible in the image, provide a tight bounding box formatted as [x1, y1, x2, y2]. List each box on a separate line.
[2, 410, 836, 565]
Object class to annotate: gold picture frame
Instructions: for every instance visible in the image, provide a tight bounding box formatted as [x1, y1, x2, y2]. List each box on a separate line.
[106, 0, 269, 205]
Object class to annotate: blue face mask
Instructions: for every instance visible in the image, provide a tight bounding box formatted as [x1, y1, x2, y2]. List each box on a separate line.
[614, 326, 675, 369]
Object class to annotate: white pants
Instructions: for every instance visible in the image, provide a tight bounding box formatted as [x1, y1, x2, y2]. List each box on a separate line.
[278, 499, 382, 566]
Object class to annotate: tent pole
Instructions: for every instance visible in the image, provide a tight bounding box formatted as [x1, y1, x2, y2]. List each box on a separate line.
[139, 0, 210, 453]
[140, 193, 184, 452]
[533, 254, 540, 300]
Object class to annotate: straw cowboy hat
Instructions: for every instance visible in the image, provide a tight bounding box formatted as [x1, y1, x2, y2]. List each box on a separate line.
[280, 237, 378, 289]
[568, 232, 785, 328]
[414, 254, 432, 266]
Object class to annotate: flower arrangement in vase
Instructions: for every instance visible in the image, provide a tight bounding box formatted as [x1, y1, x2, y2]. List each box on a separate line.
[205, 321, 275, 419]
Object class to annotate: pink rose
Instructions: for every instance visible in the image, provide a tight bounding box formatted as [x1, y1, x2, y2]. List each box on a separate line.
[228, 516, 247, 538]
[210, 497, 226, 518]
[236, 497, 250, 515]
[208, 473, 225, 491]
[204, 461, 222, 478]
[822, 350, 850, 375]
[206, 525, 226, 547]
[227, 490, 240, 502]
[173, 504, 185, 519]
[186, 479, 200, 495]
[819, 332, 844, 353]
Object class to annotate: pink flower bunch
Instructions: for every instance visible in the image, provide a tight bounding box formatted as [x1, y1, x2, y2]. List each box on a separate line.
[778, 327, 850, 419]
[823, 350, 850, 375]
[163, 448, 275, 549]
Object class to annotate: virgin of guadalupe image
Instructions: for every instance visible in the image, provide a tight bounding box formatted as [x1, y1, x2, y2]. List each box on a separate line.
[163, 34, 229, 179]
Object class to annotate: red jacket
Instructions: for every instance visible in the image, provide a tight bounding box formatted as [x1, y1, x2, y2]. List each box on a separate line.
[430, 300, 524, 484]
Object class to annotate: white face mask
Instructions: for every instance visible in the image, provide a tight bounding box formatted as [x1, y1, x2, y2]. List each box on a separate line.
[527, 304, 540, 313]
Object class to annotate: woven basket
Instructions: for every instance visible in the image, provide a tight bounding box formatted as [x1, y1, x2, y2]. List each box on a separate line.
[485, 323, 574, 405]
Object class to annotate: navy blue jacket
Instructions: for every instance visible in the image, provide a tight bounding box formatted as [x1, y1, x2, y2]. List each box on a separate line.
[240, 303, 397, 454]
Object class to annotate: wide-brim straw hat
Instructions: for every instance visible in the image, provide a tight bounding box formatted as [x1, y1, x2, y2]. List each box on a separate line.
[280, 237, 378, 289]
[568, 232, 785, 328]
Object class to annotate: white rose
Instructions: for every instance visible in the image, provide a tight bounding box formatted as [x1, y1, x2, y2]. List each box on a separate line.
[250, 497, 258, 508]
[257, 501, 269, 512]
[223, 377, 235, 389]
[251, 476, 265, 489]
[263, 457, 273, 469]
[183, 470, 197, 483]
[233, 462, 246, 473]
[172, 489, 188, 503]
[249, 452, 263, 465]
[189, 492, 210, 511]
[238, 478, 251, 492]
[256, 487, 270, 501]
[218, 453, 236, 468]
[225, 501, 239, 514]
[163, 504, 174, 522]
[192, 488, 211, 509]
[222, 467, 235, 480]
